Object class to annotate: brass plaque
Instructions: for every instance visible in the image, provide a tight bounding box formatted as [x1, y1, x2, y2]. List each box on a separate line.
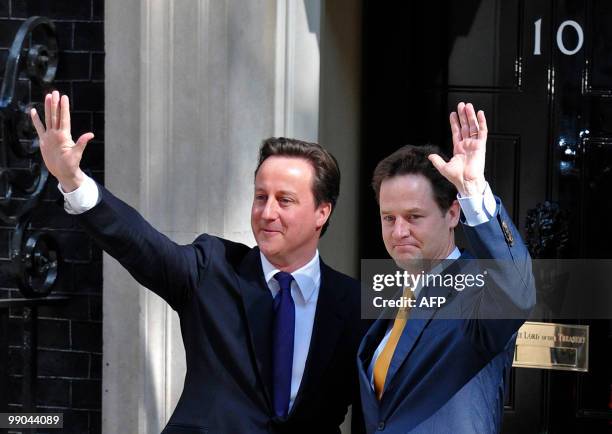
[513, 321, 589, 372]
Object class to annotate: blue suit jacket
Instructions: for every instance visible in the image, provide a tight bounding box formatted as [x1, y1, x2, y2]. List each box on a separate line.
[357, 200, 536, 434]
[76, 184, 369, 434]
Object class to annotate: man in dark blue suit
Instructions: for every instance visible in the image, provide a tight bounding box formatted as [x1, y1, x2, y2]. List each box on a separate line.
[31, 91, 368, 433]
[358, 103, 536, 433]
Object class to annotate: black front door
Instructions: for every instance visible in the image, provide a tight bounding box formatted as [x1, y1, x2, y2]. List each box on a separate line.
[361, 1, 612, 432]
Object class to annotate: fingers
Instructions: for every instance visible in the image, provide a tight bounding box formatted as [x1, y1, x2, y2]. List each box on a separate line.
[476, 109, 488, 140]
[454, 102, 485, 141]
[465, 103, 479, 138]
[76, 133, 94, 151]
[30, 108, 46, 139]
[44, 93, 52, 129]
[449, 112, 462, 150]
[457, 102, 469, 141]
[44, 91, 60, 130]
[60, 95, 71, 131]
[42, 91, 72, 132]
[51, 91, 60, 129]
[428, 154, 447, 174]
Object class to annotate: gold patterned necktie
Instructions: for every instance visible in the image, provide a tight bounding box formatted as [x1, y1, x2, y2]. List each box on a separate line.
[373, 287, 414, 400]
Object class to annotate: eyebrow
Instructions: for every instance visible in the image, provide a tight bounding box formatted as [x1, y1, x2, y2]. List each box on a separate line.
[254, 188, 297, 197]
[379, 207, 425, 214]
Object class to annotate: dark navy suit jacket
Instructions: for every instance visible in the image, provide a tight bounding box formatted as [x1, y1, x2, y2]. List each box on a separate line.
[357, 200, 536, 434]
[76, 184, 369, 434]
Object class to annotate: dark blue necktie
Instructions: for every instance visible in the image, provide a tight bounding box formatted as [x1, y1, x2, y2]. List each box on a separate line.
[272, 271, 295, 418]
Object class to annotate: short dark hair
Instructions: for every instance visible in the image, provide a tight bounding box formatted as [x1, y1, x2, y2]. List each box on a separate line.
[371, 144, 457, 212]
[255, 137, 340, 236]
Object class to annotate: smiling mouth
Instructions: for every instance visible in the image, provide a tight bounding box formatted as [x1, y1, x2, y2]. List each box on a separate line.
[262, 229, 282, 234]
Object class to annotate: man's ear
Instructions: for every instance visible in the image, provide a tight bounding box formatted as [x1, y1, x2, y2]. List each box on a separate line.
[315, 202, 332, 230]
[446, 199, 461, 229]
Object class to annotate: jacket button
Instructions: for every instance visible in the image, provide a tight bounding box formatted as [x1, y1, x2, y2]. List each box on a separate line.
[377, 421, 385, 430]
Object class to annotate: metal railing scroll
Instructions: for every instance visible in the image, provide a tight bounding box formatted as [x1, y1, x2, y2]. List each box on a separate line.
[0, 16, 60, 297]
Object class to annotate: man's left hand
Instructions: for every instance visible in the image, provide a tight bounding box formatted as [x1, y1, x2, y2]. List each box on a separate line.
[428, 102, 487, 196]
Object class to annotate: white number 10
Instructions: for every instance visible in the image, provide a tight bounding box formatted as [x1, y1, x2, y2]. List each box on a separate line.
[534, 18, 584, 56]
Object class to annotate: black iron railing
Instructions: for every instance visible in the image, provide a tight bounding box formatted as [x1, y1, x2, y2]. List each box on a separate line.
[0, 16, 60, 297]
[0, 297, 67, 412]
[0, 15, 67, 416]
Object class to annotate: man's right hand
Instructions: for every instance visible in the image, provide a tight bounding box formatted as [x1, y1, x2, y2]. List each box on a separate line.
[30, 90, 94, 192]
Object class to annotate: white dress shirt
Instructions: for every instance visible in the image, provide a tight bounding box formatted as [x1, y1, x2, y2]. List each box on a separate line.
[58, 174, 100, 214]
[58, 173, 320, 411]
[367, 184, 498, 390]
[260, 251, 320, 411]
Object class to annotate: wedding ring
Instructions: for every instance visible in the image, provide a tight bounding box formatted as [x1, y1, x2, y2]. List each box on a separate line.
[469, 131, 478, 137]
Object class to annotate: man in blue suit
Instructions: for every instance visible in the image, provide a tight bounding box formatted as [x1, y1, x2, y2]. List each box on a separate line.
[358, 103, 536, 433]
[31, 91, 368, 433]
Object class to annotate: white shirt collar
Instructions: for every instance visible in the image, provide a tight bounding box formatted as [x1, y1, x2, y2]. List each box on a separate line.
[260, 250, 321, 304]
[446, 246, 461, 261]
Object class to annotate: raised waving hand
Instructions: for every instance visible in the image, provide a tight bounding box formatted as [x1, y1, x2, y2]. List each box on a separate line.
[428, 102, 487, 196]
[30, 91, 94, 192]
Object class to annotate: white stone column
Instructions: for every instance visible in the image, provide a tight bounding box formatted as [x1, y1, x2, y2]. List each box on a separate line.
[274, 0, 321, 141]
[104, 0, 276, 432]
[104, 0, 361, 432]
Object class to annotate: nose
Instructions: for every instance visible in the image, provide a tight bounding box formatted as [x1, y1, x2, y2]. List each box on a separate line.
[391, 218, 410, 240]
[261, 198, 279, 220]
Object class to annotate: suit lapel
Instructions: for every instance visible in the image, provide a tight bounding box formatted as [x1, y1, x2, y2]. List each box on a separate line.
[357, 283, 418, 404]
[382, 254, 469, 401]
[358, 317, 390, 372]
[382, 299, 437, 392]
[290, 260, 347, 413]
[357, 316, 391, 406]
[237, 247, 275, 410]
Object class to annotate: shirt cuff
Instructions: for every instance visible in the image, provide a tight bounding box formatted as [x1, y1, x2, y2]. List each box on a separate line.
[457, 182, 497, 227]
[57, 174, 100, 215]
